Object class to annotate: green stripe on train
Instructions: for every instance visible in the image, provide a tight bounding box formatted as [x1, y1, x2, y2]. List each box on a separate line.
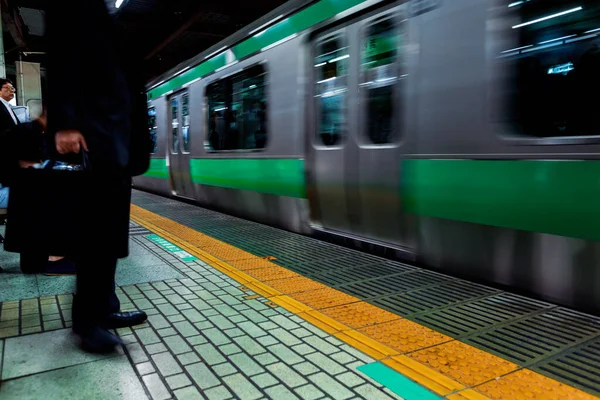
[143, 158, 169, 179]
[148, 0, 366, 100]
[190, 158, 306, 198]
[401, 159, 600, 242]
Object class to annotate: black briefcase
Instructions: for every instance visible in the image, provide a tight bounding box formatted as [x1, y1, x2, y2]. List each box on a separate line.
[4, 152, 93, 256]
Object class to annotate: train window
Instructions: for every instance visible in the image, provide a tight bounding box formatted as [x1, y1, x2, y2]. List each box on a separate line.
[315, 35, 348, 146]
[495, 0, 600, 138]
[205, 64, 268, 151]
[171, 97, 179, 153]
[148, 107, 158, 154]
[360, 17, 404, 144]
[182, 94, 190, 153]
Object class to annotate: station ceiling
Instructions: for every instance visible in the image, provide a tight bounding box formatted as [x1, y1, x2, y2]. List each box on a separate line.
[1, 0, 288, 82]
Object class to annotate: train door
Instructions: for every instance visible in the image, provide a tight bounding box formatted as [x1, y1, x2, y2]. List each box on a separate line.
[351, 12, 407, 246]
[308, 8, 410, 249]
[308, 29, 354, 234]
[167, 91, 195, 199]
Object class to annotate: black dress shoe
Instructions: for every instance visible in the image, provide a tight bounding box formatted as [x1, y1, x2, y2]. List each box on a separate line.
[103, 311, 148, 329]
[75, 326, 123, 354]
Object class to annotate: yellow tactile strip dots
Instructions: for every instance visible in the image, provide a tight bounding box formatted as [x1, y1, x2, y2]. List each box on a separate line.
[130, 204, 598, 400]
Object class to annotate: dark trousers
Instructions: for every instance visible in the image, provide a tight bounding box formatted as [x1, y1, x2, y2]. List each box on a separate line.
[71, 256, 120, 329]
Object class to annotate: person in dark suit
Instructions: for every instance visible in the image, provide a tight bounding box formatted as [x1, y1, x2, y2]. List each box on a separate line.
[10, 0, 150, 352]
[0, 79, 19, 133]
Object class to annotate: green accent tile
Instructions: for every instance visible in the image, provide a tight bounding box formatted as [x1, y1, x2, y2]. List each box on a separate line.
[166, 294, 186, 305]
[195, 343, 226, 365]
[304, 337, 338, 355]
[308, 373, 353, 400]
[357, 363, 442, 400]
[306, 353, 345, 375]
[132, 322, 151, 330]
[177, 351, 201, 365]
[270, 328, 302, 346]
[126, 343, 149, 364]
[335, 371, 365, 388]
[136, 361, 155, 376]
[136, 328, 161, 345]
[173, 321, 200, 337]
[220, 343, 242, 356]
[174, 386, 205, 400]
[164, 335, 192, 355]
[205, 385, 233, 400]
[223, 373, 262, 400]
[229, 353, 265, 377]
[301, 323, 328, 338]
[143, 373, 171, 400]
[270, 344, 304, 365]
[152, 352, 184, 377]
[293, 362, 319, 376]
[251, 372, 278, 389]
[145, 343, 168, 355]
[187, 335, 208, 346]
[42, 320, 64, 331]
[166, 373, 192, 390]
[266, 385, 300, 400]
[267, 362, 308, 388]
[294, 384, 325, 400]
[213, 362, 237, 377]
[185, 362, 220, 390]
[202, 309, 220, 317]
[120, 335, 138, 345]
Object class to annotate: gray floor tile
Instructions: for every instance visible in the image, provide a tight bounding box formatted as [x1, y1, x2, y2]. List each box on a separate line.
[116, 260, 184, 286]
[0, 355, 147, 400]
[2, 329, 121, 379]
[0, 271, 40, 302]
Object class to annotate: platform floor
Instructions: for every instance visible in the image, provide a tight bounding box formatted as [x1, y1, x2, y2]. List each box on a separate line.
[0, 190, 599, 399]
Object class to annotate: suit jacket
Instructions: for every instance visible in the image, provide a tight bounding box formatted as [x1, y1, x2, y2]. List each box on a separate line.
[45, 0, 150, 176]
[0, 102, 19, 134]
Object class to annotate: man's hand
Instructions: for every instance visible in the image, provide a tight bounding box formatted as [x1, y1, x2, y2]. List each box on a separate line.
[56, 130, 88, 154]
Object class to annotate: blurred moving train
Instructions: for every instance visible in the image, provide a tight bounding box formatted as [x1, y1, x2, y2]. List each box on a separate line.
[135, 0, 600, 314]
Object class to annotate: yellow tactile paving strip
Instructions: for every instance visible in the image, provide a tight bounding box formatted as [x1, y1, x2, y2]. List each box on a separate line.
[130, 204, 599, 400]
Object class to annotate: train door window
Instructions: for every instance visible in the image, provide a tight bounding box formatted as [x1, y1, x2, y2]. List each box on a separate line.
[314, 34, 349, 146]
[171, 97, 179, 153]
[182, 94, 191, 153]
[360, 16, 405, 145]
[205, 64, 268, 151]
[494, 0, 600, 138]
[148, 107, 158, 154]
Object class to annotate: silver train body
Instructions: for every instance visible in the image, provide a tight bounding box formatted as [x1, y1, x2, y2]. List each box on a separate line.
[135, 0, 600, 314]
